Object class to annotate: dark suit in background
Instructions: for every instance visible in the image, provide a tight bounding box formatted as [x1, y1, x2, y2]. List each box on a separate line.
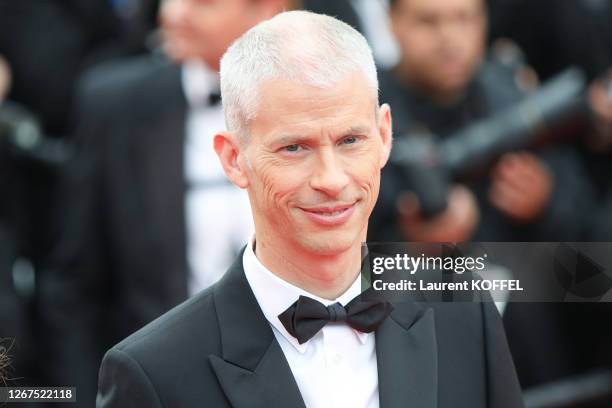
[39, 55, 190, 407]
[0, 2, 158, 392]
[97, 254, 524, 408]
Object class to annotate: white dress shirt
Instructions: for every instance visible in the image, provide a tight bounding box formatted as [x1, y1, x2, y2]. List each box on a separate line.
[243, 238, 380, 408]
[182, 60, 254, 295]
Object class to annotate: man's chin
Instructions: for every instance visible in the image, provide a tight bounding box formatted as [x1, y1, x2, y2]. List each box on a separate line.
[439, 72, 472, 92]
[297, 231, 359, 257]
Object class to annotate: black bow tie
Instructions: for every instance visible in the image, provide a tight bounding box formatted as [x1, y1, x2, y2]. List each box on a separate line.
[278, 294, 394, 344]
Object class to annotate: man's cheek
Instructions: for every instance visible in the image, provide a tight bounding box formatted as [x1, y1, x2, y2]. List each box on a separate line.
[259, 176, 295, 210]
[358, 169, 380, 199]
[352, 159, 379, 183]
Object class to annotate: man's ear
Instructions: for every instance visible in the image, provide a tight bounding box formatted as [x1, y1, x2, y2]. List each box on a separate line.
[214, 132, 249, 188]
[377, 103, 393, 168]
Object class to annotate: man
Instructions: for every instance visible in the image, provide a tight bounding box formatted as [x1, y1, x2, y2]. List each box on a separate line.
[97, 11, 524, 407]
[39, 0, 289, 405]
[370, 0, 590, 244]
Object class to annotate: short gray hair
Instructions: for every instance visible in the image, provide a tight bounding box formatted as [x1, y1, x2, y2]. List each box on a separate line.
[219, 10, 379, 138]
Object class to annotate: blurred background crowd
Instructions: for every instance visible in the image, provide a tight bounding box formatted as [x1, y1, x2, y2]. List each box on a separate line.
[0, 0, 611, 407]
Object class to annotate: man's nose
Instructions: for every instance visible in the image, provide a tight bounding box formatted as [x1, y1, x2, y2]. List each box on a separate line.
[309, 149, 350, 197]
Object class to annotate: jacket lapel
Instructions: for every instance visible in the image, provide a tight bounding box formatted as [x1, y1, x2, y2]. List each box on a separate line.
[210, 257, 306, 408]
[376, 302, 438, 408]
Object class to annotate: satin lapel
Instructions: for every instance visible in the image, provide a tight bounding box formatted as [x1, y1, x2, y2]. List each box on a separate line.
[376, 302, 438, 408]
[209, 256, 306, 408]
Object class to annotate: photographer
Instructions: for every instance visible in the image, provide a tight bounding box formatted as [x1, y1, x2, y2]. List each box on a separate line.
[368, 0, 594, 390]
[370, 0, 590, 244]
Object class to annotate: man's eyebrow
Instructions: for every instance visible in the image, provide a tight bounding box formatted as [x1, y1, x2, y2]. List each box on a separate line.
[269, 134, 313, 146]
[269, 125, 373, 146]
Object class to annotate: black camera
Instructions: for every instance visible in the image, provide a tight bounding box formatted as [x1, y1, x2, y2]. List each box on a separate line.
[390, 68, 588, 218]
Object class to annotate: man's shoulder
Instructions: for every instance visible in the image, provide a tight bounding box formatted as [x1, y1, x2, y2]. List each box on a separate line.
[97, 282, 234, 405]
[98, 258, 252, 403]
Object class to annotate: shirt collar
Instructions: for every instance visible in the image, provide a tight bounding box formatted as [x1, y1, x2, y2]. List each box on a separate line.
[181, 59, 220, 109]
[243, 236, 369, 354]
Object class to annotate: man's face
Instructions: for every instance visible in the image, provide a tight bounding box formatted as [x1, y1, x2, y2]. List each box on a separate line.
[391, 0, 486, 97]
[160, 0, 273, 70]
[237, 73, 392, 256]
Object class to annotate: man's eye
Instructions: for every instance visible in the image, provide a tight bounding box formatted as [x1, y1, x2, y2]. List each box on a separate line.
[417, 16, 438, 27]
[341, 136, 358, 145]
[284, 144, 301, 152]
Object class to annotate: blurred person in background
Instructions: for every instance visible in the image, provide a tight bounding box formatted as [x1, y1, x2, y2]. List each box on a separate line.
[488, 0, 612, 239]
[0, 55, 50, 397]
[496, 0, 612, 399]
[38, 0, 293, 406]
[0, 0, 160, 277]
[0, 57, 25, 385]
[0, 56, 21, 345]
[370, 0, 589, 244]
[368, 0, 596, 392]
[487, 0, 612, 241]
[0, 0, 159, 136]
[0, 3, 159, 392]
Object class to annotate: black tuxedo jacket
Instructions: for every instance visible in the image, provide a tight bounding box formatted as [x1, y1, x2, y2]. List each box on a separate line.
[97, 255, 524, 408]
[39, 55, 191, 405]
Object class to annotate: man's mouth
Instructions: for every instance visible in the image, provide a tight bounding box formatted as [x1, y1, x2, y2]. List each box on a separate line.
[310, 208, 349, 216]
[299, 202, 358, 225]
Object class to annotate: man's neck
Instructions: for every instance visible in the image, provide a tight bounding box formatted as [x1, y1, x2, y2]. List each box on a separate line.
[254, 234, 363, 300]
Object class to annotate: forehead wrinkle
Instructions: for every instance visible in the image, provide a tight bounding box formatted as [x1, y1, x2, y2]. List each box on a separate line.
[253, 74, 379, 145]
[344, 125, 372, 136]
